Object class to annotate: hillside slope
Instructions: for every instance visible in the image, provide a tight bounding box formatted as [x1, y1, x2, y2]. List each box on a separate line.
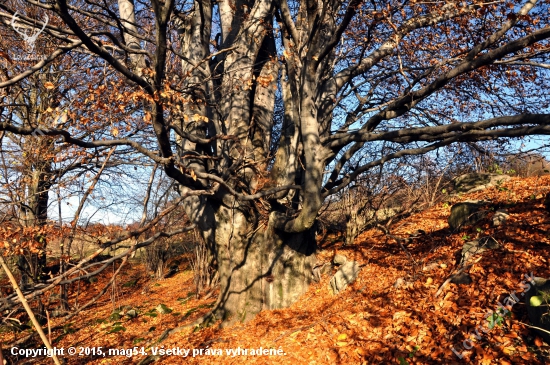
[2, 175, 550, 365]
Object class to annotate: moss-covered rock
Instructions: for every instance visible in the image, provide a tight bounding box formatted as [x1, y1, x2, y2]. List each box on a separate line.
[452, 173, 510, 194]
[448, 201, 490, 231]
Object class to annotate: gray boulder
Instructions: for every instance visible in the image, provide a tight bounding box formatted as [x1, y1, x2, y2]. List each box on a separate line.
[155, 303, 172, 314]
[493, 209, 509, 226]
[452, 173, 510, 194]
[448, 237, 499, 287]
[448, 200, 490, 230]
[333, 254, 348, 266]
[459, 237, 499, 266]
[450, 273, 472, 285]
[329, 261, 361, 294]
[525, 277, 550, 344]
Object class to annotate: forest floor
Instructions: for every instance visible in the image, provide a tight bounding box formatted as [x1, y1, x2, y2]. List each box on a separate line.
[2, 175, 550, 364]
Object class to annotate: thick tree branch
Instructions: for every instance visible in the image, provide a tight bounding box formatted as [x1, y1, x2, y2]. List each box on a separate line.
[0, 122, 171, 164]
[53, 0, 153, 93]
[0, 45, 79, 88]
[323, 122, 550, 196]
[324, 114, 550, 151]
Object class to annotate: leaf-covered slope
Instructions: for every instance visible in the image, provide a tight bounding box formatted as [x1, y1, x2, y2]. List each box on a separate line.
[3, 175, 550, 365]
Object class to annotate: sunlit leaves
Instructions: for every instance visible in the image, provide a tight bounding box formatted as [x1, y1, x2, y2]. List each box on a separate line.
[183, 114, 209, 123]
[257, 74, 275, 87]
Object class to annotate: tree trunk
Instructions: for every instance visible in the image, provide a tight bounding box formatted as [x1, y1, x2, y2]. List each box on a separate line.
[345, 211, 360, 246]
[117, 0, 146, 74]
[209, 205, 317, 324]
[17, 163, 51, 288]
[173, 1, 323, 324]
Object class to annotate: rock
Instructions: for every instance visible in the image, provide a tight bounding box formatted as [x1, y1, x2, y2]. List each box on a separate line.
[422, 262, 440, 272]
[545, 193, 550, 213]
[126, 309, 138, 318]
[459, 237, 499, 266]
[155, 304, 172, 314]
[329, 261, 361, 294]
[321, 263, 332, 275]
[393, 277, 414, 289]
[493, 209, 509, 226]
[393, 277, 406, 288]
[524, 277, 550, 344]
[344, 207, 401, 246]
[312, 262, 330, 282]
[333, 254, 348, 266]
[449, 237, 499, 287]
[448, 200, 490, 230]
[450, 272, 472, 285]
[452, 173, 511, 194]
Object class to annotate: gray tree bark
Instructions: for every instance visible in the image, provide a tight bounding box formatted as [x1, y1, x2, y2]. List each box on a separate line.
[2, 0, 549, 325]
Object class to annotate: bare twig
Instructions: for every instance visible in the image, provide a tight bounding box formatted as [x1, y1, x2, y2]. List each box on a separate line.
[0, 223, 194, 310]
[375, 224, 417, 268]
[516, 321, 550, 336]
[434, 256, 483, 297]
[64, 254, 129, 320]
[0, 255, 61, 365]
[46, 310, 51, 344]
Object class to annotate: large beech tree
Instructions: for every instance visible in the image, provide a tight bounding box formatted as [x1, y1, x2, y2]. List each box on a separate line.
[1, 0, 549, 323]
